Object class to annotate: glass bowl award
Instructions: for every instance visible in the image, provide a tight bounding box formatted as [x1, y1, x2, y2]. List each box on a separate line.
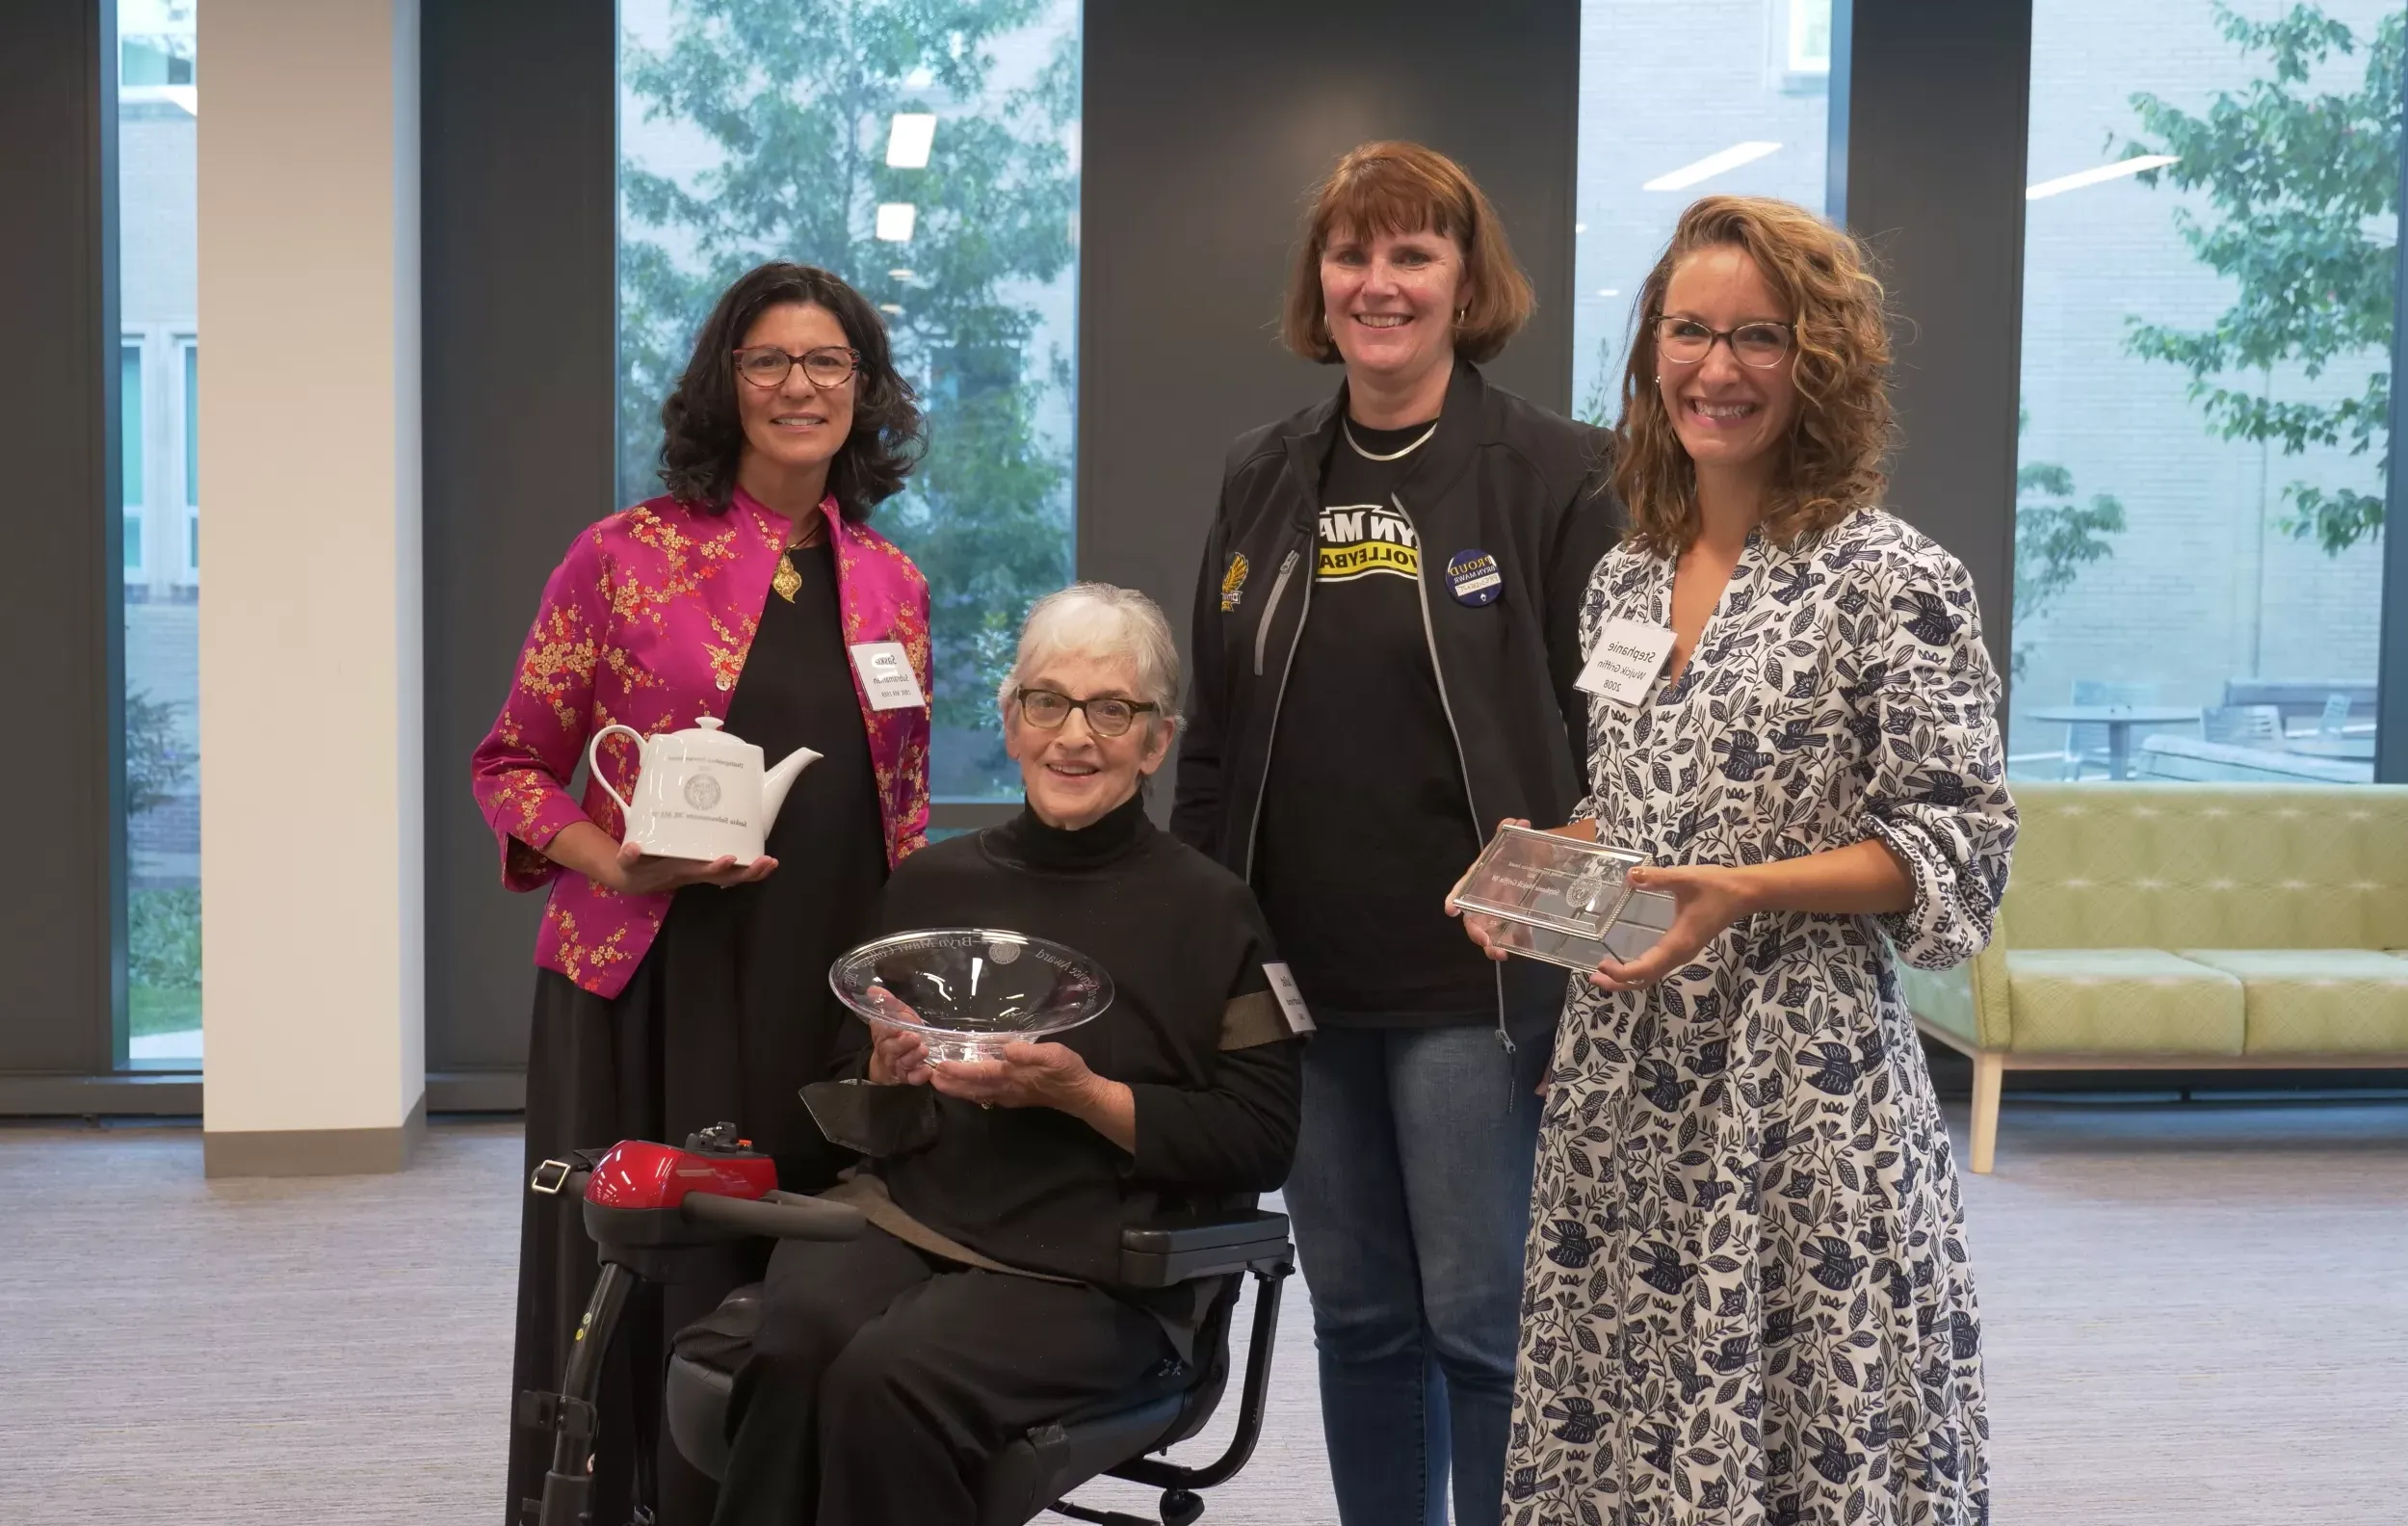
[828, 929, 1114, 1063]
[1450, 826, 1678, 970]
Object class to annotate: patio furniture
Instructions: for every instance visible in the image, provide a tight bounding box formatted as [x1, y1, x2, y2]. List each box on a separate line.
[1896, 783, 2408, 1172]
[2200, 704, 2283, 746]
[2025, 702, 2202, 780]
[2133, 735, 2373, 785]
[2285, 736, 2376, 763]
[2220, 678, 2376, 735]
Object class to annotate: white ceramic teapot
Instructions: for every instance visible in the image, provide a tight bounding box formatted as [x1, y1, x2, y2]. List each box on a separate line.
[588, 715, 821, 865]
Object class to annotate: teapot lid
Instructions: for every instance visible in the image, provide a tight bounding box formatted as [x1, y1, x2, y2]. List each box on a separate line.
[676, 714, 753, 755]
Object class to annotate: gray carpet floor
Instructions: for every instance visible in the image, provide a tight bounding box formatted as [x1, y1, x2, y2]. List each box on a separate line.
[3, 1098, 2403, 1524]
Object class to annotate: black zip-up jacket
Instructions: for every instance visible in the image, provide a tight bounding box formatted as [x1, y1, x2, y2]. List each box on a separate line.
[1170, 361, 1622, 1049]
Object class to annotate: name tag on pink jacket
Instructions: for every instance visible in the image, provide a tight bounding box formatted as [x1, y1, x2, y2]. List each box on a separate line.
[850, 641, 928, 711]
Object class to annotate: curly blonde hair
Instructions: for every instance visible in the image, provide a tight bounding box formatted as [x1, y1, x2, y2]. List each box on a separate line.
[1612, 197, 1894, 557]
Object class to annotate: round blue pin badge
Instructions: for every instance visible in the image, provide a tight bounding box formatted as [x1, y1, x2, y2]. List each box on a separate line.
[1446, 549, 1504, 607]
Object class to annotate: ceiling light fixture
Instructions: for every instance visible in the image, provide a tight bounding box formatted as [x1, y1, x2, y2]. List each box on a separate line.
[1642, 142, 1781, 192]
[875, 203, 917, 242]
[2025, 154, 2178, 200]
[886, 113, 936, 170]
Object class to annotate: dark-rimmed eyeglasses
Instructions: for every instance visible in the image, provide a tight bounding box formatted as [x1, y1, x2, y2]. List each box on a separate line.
[732, 344, 862, 390]
[1015, 687, 1158, 738]
[1652, 315, 1795, 369]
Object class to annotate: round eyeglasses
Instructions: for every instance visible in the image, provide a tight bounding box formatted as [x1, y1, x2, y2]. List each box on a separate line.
[1015, 687, 1158, 738]
[733, 344, 862, 390]
[1652, 315, 1795, 369]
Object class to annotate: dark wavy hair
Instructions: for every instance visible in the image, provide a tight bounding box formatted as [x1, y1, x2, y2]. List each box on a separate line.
[656, 262, 925, 519]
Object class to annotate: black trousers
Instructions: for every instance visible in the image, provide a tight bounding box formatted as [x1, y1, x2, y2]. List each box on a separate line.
[711, 1225, 1172, 1526]
[509, 949, 850, 1526]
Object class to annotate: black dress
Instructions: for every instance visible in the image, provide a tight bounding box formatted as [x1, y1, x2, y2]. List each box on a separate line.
[505, 539, 889, 1526]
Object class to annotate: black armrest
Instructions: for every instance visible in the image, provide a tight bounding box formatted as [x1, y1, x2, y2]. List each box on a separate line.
[1118, 1208, 1294, 1287]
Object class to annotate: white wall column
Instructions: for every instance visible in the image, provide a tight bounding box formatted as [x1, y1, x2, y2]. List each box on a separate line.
[198, 0, 424, 1174]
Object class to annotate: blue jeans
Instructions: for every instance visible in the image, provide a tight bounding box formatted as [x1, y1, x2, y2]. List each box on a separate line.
[1284, 1023, 1544, 1526]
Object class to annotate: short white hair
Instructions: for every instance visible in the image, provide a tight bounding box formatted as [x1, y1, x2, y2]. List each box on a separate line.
[997, 582, 1183, 731]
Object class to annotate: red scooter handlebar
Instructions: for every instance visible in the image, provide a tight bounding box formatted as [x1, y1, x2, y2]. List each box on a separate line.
[678, 1188, 865, 1242]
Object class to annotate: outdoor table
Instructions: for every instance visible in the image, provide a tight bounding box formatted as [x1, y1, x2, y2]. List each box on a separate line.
[2025, 704, 2203, 780]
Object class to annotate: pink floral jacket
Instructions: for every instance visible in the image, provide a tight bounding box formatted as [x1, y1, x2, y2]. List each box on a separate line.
[471, 489, 931, 998]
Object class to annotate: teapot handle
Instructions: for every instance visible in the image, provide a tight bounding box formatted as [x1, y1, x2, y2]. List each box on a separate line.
[586, 724, 645, 825]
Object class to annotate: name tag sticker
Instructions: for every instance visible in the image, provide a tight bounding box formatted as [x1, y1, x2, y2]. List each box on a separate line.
[1446, 548, 1504, 607]
[1575, 618, 1677, 705]
[848, 641, 927, 712]
[1263, 962, 1316, 1035]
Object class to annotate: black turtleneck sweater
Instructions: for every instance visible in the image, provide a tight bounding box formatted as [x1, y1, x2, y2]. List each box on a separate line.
[832, 792, 1304, 1289]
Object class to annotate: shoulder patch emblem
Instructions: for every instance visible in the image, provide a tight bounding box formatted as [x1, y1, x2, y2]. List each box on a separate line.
[1219, 552, 1250, 612]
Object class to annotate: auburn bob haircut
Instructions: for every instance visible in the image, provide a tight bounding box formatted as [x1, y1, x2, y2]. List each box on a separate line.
[1280, 141, 1534, 366]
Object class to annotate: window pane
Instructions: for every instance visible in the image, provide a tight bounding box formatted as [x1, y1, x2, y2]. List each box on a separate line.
[1575, 0, 1832, 425]
[616, 0, 1082, 802]
[182, 341, 197, 508]
[119, 344, 144, 503]
[121, 343, 144, 574]
[118, 0, 202, 1067]
[181, 341, 199, 575]
[2011, 0, 2395, 784]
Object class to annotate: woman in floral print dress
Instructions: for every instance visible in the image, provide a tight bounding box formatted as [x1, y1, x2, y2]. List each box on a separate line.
[1458, 197, 2013, 1525]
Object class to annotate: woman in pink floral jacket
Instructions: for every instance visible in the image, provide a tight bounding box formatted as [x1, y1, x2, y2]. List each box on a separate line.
[474, 263, 930, 1526]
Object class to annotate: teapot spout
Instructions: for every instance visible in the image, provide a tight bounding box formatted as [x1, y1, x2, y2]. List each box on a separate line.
[760, 745, 823, 828]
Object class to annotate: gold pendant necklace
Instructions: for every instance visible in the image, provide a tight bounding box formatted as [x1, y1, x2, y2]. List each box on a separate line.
[772, 521, 822, 603]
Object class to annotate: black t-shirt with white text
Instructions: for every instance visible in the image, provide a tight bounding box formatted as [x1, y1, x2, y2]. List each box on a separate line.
[1253, 417, 1497, 1026]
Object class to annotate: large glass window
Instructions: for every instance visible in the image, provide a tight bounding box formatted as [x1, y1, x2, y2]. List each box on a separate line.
[120, 341, 144, 578]
[118, 0, 201, 1065]
[180, 338, 199, 576]
[2011, 1, 2397, 783]
[1574, 0, 1833, 424]
[617, 0, 1082, 802]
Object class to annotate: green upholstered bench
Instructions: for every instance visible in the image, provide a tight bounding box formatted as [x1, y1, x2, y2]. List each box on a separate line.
[1897, 783, 2408, 1172]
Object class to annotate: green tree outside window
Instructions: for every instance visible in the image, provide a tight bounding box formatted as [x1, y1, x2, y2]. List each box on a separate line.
[2124, 2, 2403, 555]
[619, 0, 1080, 796]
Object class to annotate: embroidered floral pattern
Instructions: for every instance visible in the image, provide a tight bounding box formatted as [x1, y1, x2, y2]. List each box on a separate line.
[1508, 509, 2013, 1526]
[469, 493, 931, 997]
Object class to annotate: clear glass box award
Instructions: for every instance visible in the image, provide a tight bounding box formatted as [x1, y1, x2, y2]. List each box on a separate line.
[1450, 826, 1677, 970]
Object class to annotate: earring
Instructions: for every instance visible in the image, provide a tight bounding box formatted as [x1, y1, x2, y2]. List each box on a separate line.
[1455, 306, 1467, 324]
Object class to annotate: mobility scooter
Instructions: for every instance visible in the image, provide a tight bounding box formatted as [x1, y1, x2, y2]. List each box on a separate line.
[520, 1122, 1296, 1526]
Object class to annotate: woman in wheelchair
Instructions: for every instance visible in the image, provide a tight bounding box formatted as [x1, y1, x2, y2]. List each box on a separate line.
[710, 583, 1306, 1526]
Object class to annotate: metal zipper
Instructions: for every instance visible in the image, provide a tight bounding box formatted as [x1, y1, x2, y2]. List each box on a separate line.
[1241, 545, 1311, 883]
[1252, 549, 1299, 678]
[1391, 492, 1515, 1055]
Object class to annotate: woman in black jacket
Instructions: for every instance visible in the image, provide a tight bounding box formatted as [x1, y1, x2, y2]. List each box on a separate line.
[1169, 141, 1617, 1526]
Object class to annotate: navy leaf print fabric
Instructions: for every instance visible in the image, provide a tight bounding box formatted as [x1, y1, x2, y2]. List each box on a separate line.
[1516, 509, 2013, 1526]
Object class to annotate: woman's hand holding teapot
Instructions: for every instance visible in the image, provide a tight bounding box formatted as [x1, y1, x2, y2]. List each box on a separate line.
[542, 821, 777, 895]
[607, 832, 778, 894]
